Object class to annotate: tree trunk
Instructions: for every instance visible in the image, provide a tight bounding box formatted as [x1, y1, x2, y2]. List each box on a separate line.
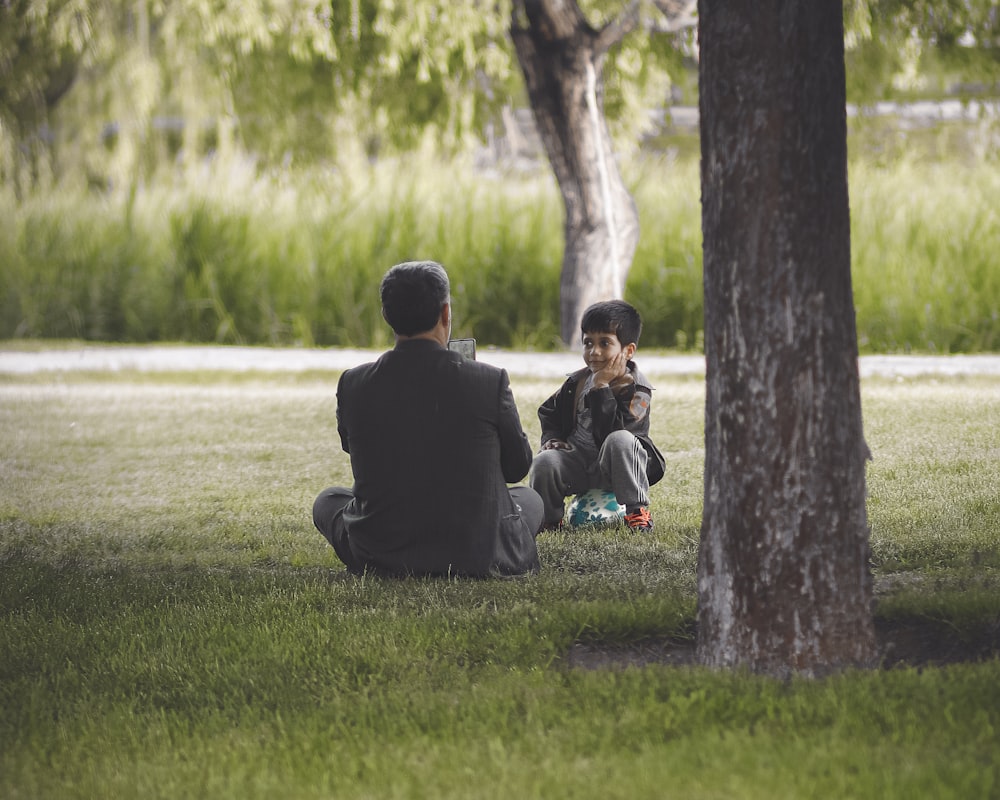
[510, 0, 639, 346]
[696, 0, 876, 676]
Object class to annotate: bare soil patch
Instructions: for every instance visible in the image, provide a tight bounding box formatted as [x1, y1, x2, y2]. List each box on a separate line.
[565, 617, 1000, 671]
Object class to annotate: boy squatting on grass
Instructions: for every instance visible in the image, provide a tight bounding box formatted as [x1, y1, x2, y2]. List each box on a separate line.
[529, 300, 666, 532]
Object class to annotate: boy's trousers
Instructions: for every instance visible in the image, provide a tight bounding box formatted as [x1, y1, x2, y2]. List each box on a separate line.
[529, 429, 649, 526]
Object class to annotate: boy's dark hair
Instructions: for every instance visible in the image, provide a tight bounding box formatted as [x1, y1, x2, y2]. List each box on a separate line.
[580, 300, 642, 346]
[380, 261, 450, 336]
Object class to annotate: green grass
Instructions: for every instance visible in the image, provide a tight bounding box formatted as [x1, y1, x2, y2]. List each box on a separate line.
[849, 160, 1000, 353]
[1, 365, 998, 798]
[864, 378, 1000, 571]
[2, 153, 998, 352]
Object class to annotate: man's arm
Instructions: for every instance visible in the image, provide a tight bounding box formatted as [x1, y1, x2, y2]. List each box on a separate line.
[335, 376, 351, 454]
[496, 370, 533, 482]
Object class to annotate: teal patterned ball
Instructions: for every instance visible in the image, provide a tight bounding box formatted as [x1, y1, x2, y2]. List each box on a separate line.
[566, 489, 626, 528]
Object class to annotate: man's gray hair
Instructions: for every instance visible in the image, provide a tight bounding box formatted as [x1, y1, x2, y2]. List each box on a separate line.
[380, 261, 450, 336]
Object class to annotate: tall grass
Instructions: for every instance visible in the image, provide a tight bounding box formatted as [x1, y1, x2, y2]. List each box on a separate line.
[1, 153, 998, 351]
[850, 159, 1000, 352]
[627, 156, 706, 350]
[0, 158, 565, 350]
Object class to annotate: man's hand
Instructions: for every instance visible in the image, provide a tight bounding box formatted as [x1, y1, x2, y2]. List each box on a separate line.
[592, 351, 628, 389]
[541, 439, 571, 451]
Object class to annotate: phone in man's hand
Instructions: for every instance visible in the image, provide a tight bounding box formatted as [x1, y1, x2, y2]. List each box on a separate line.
[448, 338, 476, 360]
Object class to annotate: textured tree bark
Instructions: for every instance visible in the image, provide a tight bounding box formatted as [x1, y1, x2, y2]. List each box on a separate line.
[696, 0, 877, 676]
[510, 0, 639, 345]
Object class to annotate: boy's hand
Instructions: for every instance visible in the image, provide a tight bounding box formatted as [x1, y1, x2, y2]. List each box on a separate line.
[592, 351, 628, 389]
[541, 439, 571, 451]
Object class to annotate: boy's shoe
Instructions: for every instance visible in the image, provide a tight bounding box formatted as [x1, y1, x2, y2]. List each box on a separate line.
[624, 506, 654, 532]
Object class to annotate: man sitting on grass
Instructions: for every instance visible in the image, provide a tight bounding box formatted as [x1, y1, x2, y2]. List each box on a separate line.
[312, 260, 544, 577]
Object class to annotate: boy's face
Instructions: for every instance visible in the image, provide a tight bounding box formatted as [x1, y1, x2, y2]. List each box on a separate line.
[581, 329, 636, 373]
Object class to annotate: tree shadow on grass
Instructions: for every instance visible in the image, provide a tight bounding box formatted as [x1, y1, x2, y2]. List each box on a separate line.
[565, 616, 1000, 671]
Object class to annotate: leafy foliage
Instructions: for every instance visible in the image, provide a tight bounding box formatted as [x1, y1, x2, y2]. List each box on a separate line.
[845, 0, 1000, 100]
[3, 0, 995, 193]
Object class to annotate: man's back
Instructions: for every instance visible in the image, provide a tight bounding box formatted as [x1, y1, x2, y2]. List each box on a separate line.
[335, 338, 538, 576]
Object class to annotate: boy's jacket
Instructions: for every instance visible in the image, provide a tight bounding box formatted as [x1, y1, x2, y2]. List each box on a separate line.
[537, 361, 666, 485]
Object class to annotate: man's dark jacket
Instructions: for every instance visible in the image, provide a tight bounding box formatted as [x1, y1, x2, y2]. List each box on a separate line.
[537, 363, 666, 485]
[335, 338, 539, 577]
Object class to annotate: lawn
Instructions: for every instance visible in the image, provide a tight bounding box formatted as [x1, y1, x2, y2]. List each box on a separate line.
[1, 362, 998, 798]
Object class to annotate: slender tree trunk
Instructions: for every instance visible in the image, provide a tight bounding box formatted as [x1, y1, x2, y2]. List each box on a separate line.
[696, 0, 876, 676]
[510, 0, 639, 345]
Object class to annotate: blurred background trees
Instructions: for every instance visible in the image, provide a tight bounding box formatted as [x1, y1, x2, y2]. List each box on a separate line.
[1, 0, 997, 350]
[2, 0, 996, 192]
